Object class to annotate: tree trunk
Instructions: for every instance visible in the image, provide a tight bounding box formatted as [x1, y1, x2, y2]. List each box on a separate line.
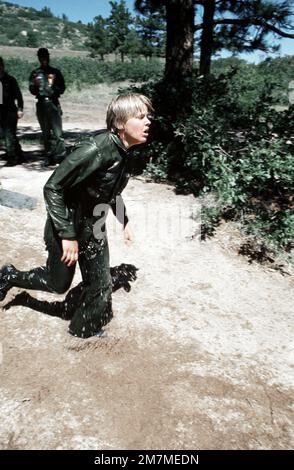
[199, 0, 216, 76]
[164, 0, 195, 82]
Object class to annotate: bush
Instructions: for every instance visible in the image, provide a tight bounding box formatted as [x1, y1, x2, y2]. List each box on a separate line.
[4, 57, 164, 89]
[133, 70, 294, 257]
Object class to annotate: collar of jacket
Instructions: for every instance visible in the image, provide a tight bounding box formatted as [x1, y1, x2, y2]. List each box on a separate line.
[109, 132, 129, 154]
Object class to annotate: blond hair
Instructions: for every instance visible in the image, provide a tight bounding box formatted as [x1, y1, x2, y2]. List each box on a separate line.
[106, 93, 153, 132]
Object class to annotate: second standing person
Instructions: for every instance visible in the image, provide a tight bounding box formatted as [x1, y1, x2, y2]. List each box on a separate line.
[29, 48, 66, 166]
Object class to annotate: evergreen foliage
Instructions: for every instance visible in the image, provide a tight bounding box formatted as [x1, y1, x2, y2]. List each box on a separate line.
[130, 70, 293, 257]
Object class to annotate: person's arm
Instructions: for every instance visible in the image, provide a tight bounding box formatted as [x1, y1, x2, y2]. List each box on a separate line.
[51, 69, 66, 98]
[110, 194, 129, 228]
[110, 194, 133, 245]
[12, 77, 24, 118]
[123, 223, 133, 246]
[29, 70, 38, 96]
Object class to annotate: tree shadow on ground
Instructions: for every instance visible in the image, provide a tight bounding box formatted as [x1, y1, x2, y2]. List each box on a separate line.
[0, 150, 51, 172]
[17, 126, 101, 141]
[1, 127, 105, 172]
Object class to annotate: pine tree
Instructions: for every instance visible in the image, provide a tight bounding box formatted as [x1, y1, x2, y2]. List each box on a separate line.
[122, 30, 142, 61]
[135, 6, 166, 60]
[135, 0, 294, 79]
[87, 15, 111, 60]
[108, 0, 133, 62]
[196, 0, 294, 75]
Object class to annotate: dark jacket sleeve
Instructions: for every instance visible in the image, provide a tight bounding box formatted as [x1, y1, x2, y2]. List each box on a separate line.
[43, 140, 106, 239]
[110, 194, 129, 228]
[52, 69, 65, 98]
[29, 70, 38, 96]
[11, 77, 24, 111]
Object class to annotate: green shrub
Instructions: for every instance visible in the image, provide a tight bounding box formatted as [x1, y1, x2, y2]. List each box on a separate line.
[133, 71, 293, 257]
[4, 57, 164, 88]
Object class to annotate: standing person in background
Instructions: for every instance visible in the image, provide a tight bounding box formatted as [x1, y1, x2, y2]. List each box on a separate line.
[0, 56, 24, 166]
[29, 48, 66, 166]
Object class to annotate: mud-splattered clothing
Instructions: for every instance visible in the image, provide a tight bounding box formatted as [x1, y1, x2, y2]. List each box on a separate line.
[6, 131, 130, 337]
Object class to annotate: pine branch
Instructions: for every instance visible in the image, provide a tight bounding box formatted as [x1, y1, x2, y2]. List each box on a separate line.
[195, 17, 294, 38]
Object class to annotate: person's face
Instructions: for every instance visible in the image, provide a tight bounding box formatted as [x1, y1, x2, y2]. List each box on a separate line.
[38, 54, 49, 67]
[120, 105, 152, 148]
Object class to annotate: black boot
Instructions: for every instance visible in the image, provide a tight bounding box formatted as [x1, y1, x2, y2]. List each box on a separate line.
[6, 157, 19, 167]
[0, 264, 16, 301]
[43, 156, 56, 167]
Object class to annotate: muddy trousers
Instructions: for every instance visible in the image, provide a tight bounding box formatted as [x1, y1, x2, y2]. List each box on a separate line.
[36, 100, 66, 159]
[0, 109, 22, 163]
[7, 235, 113, 338]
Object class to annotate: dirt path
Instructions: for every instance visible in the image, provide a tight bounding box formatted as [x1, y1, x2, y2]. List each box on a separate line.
[0, 88, 293, 450]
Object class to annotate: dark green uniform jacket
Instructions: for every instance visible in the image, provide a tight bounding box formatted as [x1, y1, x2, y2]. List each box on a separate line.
[29, 65, 65, 105]
[43, 130, 130, 244]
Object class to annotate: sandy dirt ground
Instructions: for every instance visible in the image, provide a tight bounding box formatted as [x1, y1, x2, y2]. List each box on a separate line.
[0, 86, 293, 450]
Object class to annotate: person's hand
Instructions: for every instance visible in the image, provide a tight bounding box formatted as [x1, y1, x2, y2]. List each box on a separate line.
[47, 74, 54, 86]
[61, 239, 78, 266]
[123, 224, 133, 246]
[17, 111, 23, 119]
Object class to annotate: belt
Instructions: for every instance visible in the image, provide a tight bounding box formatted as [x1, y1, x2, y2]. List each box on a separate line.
[38, 97, 51, 102]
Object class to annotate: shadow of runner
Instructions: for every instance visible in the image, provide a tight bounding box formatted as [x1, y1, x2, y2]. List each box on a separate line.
[3, 263, 138, 321]
[1, 128, 108, 171]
